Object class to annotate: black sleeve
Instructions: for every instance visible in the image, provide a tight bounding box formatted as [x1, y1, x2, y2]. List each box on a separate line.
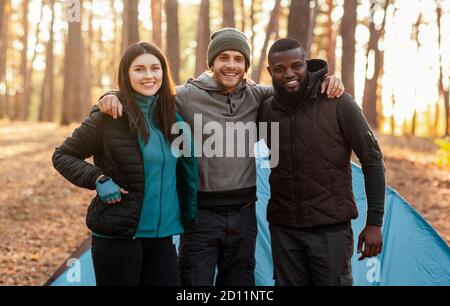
[52, 109, 106, 190]
[257, 98, 272, 149]
[336, 95, 386, 226]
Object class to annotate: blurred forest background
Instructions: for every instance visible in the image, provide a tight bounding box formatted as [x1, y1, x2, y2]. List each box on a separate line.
[0, 0, 449, 285]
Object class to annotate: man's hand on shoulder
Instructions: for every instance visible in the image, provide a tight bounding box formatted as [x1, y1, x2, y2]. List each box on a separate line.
[321, 75, 345, 99]
[98, 93, 123, 119]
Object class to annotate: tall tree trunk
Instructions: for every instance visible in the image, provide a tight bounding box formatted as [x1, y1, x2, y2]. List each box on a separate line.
[0, 0, 10, 118]
[151, 0, 162, 48]
[166, 0, 180, 84]
[306, 0, 319, 58]
[121, 0, 139, 53]
[39, 0, 55, 122]
[222, 0, 235, 28]
[195, 0, 210, 77]
[240, 0, 245, 32]
[326, 0, 336, 74]
[110, 0, 119, 88]
[61, 0, 84, 125]
[362, 0, 389, 130]
[253, 0, 281, 83]
[410, 13, 422, 135]
[250, 1, 255, 66]
[16, 0, 29, 120]
[340, 0, 357, 97]
[83, 0, 93, 118]
[22, 2, 44, 121]
[287, 0, 311, 50]
[0, 0, 5, 30]
[437, 4, 450, 136]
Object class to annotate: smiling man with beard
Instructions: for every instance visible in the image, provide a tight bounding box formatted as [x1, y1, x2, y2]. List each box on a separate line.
[259, 38, 386, 286]
[98, 29, 345, 286]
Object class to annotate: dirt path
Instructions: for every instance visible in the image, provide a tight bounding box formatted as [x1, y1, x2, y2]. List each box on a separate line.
[0, 122, 448, 285]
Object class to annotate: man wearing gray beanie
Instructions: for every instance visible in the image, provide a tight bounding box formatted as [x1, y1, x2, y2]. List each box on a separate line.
[207, 28, 251, 70]
[98, 28, 345, 286]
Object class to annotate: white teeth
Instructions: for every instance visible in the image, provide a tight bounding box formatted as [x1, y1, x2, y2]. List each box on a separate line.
[287, 80, 298, 86]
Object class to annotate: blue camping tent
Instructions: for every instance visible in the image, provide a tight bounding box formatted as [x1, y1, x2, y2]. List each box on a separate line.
[47, 143, 450, 286]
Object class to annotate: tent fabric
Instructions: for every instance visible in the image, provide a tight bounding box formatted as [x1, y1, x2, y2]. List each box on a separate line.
[48, 143, 450, 286]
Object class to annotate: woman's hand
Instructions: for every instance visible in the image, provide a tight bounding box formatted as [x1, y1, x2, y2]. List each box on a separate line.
[95, 175, 129, 204]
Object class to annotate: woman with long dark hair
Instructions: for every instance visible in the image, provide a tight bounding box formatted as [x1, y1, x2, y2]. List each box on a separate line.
[52, 42, 198, 286]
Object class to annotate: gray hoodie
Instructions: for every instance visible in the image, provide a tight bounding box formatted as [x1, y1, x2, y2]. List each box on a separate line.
[175, 73, 273, 206]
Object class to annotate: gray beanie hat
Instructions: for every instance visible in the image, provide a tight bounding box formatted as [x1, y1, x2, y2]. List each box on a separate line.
[207, 28, 251, 69]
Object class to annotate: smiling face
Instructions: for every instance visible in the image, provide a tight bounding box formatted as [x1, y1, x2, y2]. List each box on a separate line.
[267, 48, 307, 95]
[128, 53, 163, 96]
[211, 50, 246, 93]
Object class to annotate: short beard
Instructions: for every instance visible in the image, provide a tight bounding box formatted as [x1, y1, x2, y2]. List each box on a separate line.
[273, 77, 308, 101]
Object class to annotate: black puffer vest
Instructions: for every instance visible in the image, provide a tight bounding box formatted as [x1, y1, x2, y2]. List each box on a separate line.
[259, 59, 358, 228]
[52, 106, 198, 238]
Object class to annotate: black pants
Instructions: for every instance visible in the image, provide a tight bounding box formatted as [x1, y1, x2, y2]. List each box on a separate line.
[269, 222, 354, 286]
[91, 236, 179, 286]
[178, 203, 257, 286]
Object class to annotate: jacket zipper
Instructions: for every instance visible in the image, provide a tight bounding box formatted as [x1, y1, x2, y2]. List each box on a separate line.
[290, 112, 300, 227]
[155, 125, 165, 238]
[133, 137, 144, 240]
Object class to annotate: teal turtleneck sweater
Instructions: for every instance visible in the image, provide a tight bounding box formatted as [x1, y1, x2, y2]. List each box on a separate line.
[134, 93, 183, 238]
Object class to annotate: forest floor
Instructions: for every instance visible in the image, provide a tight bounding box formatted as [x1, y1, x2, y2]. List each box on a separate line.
[0, 121, 449, 285]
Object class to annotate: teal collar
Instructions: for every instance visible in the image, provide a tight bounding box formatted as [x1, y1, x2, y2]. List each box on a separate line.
[134, 93, 158, 115]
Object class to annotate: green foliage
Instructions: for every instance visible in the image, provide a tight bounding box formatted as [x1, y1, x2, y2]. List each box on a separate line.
[435, 137, 450, 167]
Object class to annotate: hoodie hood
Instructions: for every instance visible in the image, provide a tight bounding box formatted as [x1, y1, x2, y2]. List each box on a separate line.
[187, 72, 248, 94]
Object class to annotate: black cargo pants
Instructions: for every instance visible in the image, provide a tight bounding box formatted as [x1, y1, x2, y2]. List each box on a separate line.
[269, 222, 354, 286]
[178, 202, 257, 286]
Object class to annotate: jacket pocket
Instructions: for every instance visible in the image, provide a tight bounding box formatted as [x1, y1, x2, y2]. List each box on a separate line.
[86, 196, 107, 232]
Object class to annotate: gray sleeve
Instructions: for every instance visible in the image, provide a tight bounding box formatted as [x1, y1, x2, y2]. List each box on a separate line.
[175, 84, 191, 112]
[253, 85, 274, 105]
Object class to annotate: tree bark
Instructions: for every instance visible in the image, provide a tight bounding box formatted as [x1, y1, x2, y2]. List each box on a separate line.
[61, 0, 84, 125]
[252, 0, 281, 84]
[166, 0, 180, 84]
[306, 0, 319, 58]
[15, 0, 29, 120]
[39, 0, 55, 122]
[83, 0, 93, 118]
[22, 2, 44, 121]
[437, 4, 450, 136]
[121, 0, 139, 53]
[151, 0, 162, 48]
[326, 0, 336, 74]
[340, 0, 357, 97]
[0, 0, 10, 118]
[195, 0, 210, 77]
[222, 0, 235, 28]
[362, 0, 389, 130]
[250, 1, 255, 65]
[287, 0, 311, 50]
[240, 0, 245, 32]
